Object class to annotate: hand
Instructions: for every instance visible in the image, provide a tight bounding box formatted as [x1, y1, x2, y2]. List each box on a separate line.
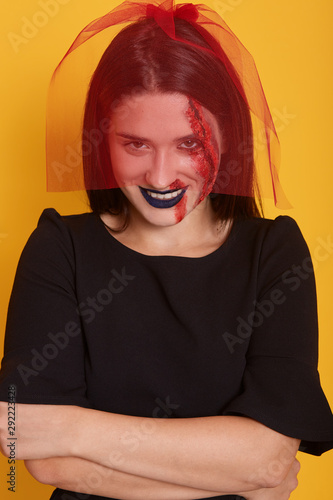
[0, 402, 78, 460]
[244, 458, 300, 500]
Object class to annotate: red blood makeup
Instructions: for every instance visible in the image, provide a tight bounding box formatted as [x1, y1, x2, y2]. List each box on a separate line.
[170, 180, 187, 223]
[185, 98, 219, 205]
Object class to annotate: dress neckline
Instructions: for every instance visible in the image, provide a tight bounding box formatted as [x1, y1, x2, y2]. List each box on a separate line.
[95, 213, 238, 261]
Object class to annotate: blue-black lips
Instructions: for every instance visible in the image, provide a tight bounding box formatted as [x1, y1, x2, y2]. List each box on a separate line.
[139, 187, 187, 209]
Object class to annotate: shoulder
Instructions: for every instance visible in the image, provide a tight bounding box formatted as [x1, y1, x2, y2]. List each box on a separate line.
[233, 215, 308, 256]
[236, 215, 303, 238]
[256, 215, 308, 260]
[18, 209, 99, 271]
[229, 216, 311, 288]
[36, 208, 96, 233]
[30, 208, 101, 247]
[244, 216, 313, 297]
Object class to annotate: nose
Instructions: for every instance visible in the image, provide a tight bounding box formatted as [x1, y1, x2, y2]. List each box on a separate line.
[144, 150, 176, 189]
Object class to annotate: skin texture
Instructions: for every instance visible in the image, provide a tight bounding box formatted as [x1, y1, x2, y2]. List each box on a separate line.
[24, 456, 300, 500]
[0, 402, 300, 498]
[108, 92, 222, 227]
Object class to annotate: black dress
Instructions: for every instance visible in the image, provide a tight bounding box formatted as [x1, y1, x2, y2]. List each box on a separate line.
[0, 209, 332, 500]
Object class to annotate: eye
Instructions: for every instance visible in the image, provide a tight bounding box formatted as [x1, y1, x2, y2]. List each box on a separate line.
[179, 139, 202, 151]
[128, 141, 148, 150]
[123, 141, 150, 154]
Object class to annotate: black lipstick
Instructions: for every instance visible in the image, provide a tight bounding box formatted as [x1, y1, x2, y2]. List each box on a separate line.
[139, 187, 187, 209]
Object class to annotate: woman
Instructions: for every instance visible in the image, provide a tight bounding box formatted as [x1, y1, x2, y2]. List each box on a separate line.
[0, 1, 332, 499]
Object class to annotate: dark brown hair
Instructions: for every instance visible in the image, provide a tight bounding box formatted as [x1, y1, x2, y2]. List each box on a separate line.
[83, 17, 262, 228]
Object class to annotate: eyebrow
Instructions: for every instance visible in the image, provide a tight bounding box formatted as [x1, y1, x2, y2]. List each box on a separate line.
[116, 132, 199, 143]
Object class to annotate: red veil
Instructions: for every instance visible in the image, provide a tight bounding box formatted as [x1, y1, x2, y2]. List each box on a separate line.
[46, 0, 290, 207]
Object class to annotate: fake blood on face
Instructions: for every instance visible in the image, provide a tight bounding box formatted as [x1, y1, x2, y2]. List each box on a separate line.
[170, 180, 187, 223]
[185, 99, 219, 205]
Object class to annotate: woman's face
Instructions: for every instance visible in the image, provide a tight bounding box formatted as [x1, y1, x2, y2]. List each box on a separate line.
[108, 92, 223, 226]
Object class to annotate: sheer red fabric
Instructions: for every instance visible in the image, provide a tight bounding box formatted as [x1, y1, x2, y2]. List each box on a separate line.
[46, 0, 289, 207]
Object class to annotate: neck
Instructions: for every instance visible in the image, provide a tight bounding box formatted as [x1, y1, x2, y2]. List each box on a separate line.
[103, 198, 231, 257]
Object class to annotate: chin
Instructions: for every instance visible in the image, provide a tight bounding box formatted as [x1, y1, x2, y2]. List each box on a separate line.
[144, 212, 187, 227]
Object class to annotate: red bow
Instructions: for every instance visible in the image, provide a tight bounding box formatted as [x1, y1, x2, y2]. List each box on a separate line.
[146, 2, 199, 36]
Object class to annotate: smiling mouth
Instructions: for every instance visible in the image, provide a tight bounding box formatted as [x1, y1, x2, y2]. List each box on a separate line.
[139, 187, 187, 208]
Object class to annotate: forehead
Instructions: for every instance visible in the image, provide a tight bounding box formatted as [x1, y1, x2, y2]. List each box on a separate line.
[110, 92, 220, 141]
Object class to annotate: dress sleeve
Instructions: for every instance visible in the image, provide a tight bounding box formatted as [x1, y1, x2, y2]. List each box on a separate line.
[223, 216, 333, 456]
[0, 209, 90, 408]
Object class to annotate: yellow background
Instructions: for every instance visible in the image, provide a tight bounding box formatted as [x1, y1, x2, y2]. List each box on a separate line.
[0, 0, 332, 498]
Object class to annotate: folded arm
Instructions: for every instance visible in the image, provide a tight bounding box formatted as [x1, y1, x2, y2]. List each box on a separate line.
[0, 403, 299, 494]
[25, 455, 300, 500]
[25, 457, 225, 500]
[71, 409, 298, 492]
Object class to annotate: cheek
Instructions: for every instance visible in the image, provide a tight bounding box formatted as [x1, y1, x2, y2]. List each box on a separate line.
[192, 151, 217, 188]
[185, 99, 220, 202]
[174, 192, 188, 223]
[111, 154, 146, 187]
[109, 138, 144, 186]
[188, 144, 219, 205]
